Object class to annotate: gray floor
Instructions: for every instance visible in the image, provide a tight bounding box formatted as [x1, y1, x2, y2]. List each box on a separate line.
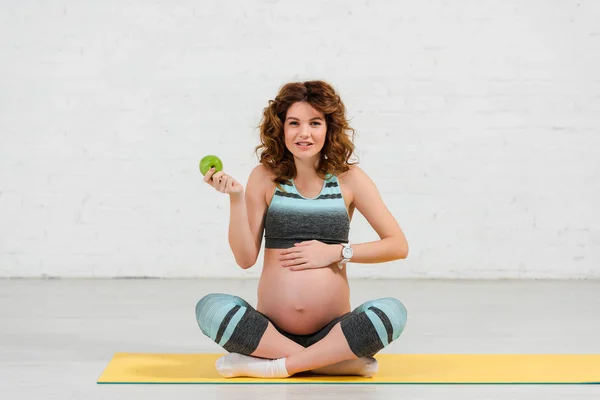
[1, 279, 599, 399]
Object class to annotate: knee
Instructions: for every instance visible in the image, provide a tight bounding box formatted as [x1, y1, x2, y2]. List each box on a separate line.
[373, 297, 408, 341]
[195, 293, 245, 339]
[194, 293, 267, 355]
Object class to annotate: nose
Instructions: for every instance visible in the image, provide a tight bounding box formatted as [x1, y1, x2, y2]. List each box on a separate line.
[299, 123, 310, 137]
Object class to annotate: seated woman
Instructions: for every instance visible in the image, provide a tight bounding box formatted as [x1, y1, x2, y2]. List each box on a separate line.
[196, 80, 409, 378]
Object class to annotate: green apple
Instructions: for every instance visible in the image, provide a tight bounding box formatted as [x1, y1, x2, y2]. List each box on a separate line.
[199, 155, 223, 176]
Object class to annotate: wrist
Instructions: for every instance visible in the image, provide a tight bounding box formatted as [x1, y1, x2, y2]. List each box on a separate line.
[229, 191, 244, 202]
[338, 243, 353, 269]
[330, 244, 343, 263]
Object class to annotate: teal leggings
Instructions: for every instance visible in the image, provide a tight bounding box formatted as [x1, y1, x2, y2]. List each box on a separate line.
[195, 294, 407, 357]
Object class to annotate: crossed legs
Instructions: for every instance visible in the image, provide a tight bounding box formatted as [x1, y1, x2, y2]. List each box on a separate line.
[195, 294, 408, 378]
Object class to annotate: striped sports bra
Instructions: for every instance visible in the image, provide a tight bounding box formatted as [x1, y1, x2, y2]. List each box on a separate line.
[263, 174, 350, 249]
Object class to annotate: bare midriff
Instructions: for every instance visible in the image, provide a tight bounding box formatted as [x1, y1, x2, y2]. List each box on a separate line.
[255, 173, 355, 335]
[256, 249, 351, 335]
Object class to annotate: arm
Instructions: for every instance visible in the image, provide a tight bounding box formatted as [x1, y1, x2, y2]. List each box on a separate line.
[339, 165, 408, 264]
[278, 165, 408, 271]
[227, 165, 269, 269]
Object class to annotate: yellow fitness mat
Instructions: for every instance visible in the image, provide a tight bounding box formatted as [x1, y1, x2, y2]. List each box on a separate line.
[97, 353, 600, 384]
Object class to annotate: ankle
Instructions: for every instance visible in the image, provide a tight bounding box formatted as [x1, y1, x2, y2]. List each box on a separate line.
[283, 357, 296, 376]
[274, 358, 290, 377]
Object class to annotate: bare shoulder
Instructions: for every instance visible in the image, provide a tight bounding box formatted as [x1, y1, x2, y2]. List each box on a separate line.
[247, 164, 276, 203]
[248, 164, 275, 184]
[340, 164, 404, 239]
[342, 164, 365, 178]
[337, 164, 371, 192]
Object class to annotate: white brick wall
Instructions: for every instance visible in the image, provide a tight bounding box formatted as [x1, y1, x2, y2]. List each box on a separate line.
[1, 0, 599, 278]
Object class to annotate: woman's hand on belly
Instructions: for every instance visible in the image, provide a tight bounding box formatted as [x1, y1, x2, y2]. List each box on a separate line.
[279, 240, 341, 271]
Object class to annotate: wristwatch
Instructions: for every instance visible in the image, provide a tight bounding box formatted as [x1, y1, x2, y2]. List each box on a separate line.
[338, 243, 353, 269]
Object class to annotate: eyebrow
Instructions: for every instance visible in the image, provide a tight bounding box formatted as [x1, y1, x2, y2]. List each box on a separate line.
[285, 117, 324, 121]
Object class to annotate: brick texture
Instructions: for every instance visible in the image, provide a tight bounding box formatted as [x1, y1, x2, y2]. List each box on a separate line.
[1, 1, 599, 278]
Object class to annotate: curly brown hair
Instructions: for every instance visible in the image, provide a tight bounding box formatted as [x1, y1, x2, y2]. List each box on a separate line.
[254, 80, 358, 186]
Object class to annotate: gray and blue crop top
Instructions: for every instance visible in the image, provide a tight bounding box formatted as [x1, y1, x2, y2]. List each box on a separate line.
[263, 174, 350, 249]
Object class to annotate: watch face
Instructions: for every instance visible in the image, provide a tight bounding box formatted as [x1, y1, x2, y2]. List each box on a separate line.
[342, 247, 353, 258]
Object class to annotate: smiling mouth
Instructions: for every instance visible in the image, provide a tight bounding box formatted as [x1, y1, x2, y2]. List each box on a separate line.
[295, 142, 313, 147]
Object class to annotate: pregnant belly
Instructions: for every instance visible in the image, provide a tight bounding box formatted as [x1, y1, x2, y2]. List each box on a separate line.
[257, 250, 351, 335]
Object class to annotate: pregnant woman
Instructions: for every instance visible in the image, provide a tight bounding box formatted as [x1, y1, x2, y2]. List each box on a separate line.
[196, 80, 409, 378]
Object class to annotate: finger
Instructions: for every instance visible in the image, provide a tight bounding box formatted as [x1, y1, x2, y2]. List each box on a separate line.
[218, 175, 229, 192]
[203, 167, 216, 183]
[208, 172, 223, 188]
[280, 253, 303, 261]
[280, 248, 302, 257]
[282, 257, 307, 267]
[294, 241, 314, 247]
[223, 176, 232, 192]
[212, 172, 224, 186]
[212, 171, 224, 182]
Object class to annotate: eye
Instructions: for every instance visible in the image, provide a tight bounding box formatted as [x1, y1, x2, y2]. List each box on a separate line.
[311, 121, 321, 126]
[289, 121, 299, 126]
